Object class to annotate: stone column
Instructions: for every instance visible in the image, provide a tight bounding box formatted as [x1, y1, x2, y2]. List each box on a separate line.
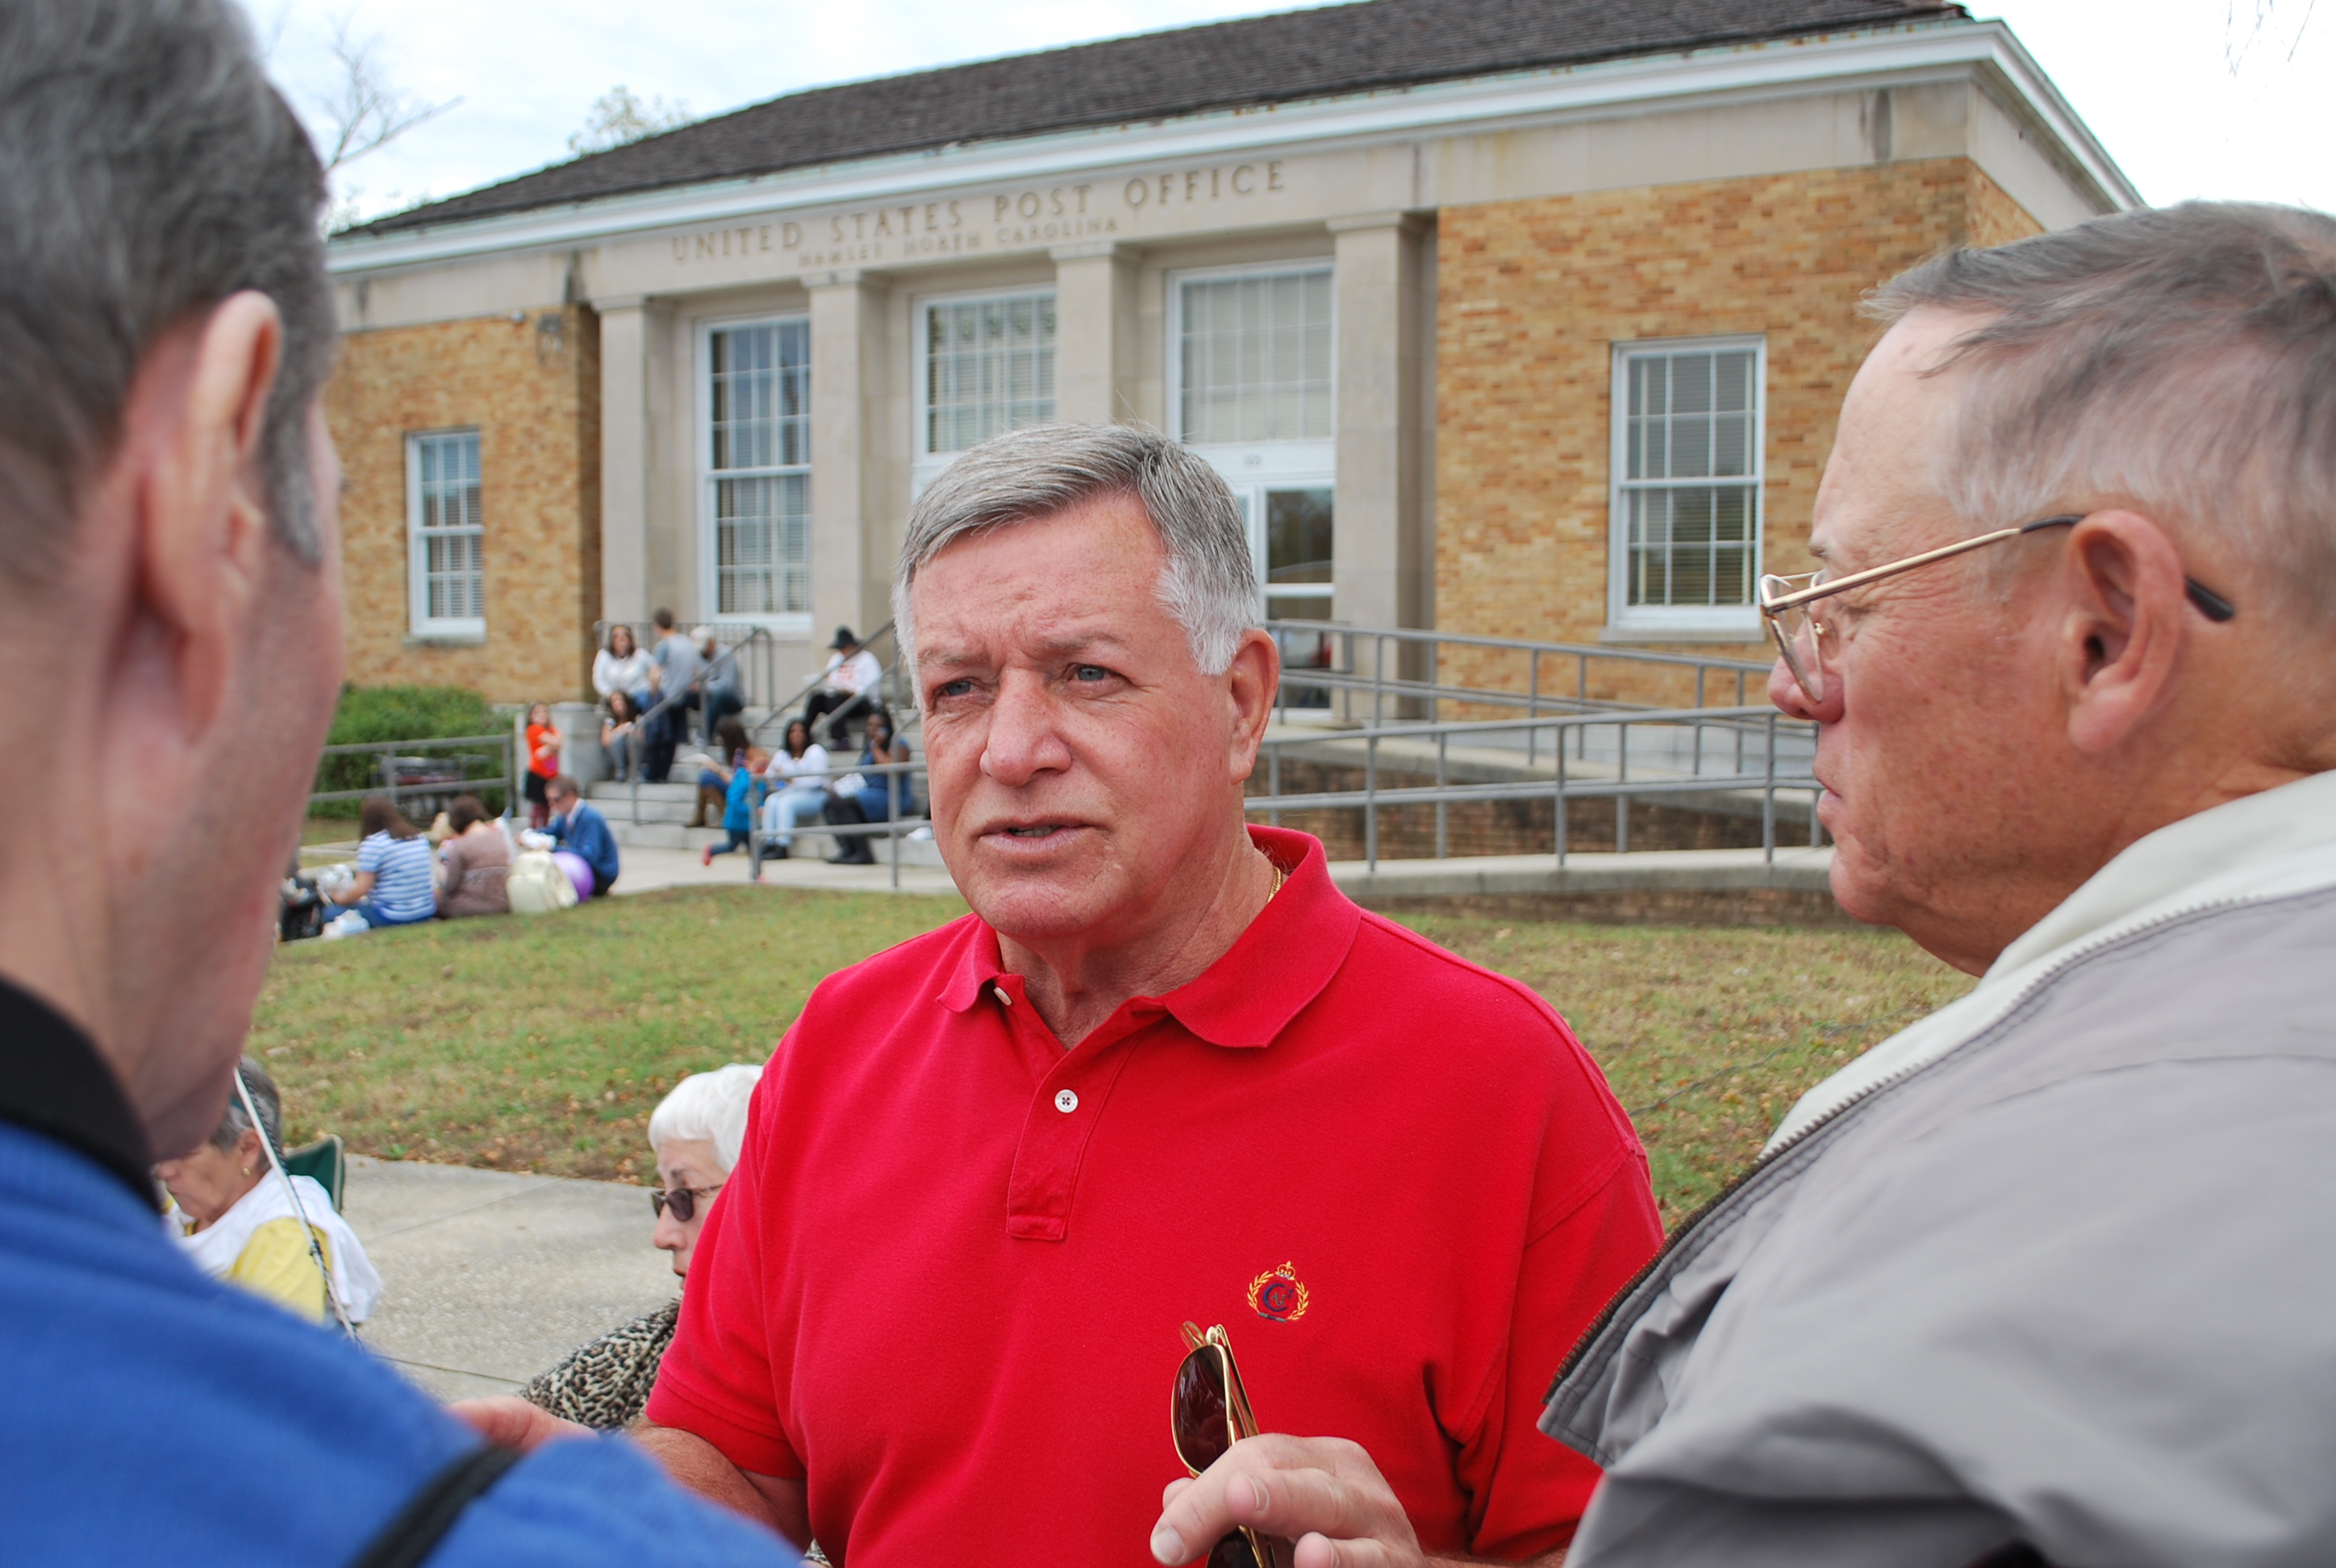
[806, 270, 895, 644]
[594, 295, 682, 625]
[1050, 240, 1138, 424]
[595, 297, 650, 625]
[1329, 214, 1425, 643]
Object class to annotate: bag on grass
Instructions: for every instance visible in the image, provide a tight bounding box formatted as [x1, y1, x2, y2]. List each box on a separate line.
[507, 849, 578, 914]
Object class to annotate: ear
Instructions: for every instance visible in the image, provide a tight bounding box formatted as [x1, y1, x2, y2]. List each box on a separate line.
[1224, 628, 1282, 784]
[2058, 510, 2192, 753]
[136, 292, 285, 740]
[238, 1125, 266, 1169]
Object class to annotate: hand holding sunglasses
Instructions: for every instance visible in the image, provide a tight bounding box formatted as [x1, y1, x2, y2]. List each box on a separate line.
[1171, 1322, 1283, 1568]
[1154, 1335, 1434, 1568]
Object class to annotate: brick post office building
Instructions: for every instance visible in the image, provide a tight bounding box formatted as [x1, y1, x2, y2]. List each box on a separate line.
[323, 0, 2134, 707]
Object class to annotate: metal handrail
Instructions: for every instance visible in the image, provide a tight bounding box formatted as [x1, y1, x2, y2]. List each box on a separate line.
[1263, 619, 1775, 753]
[1247, 705, 1820, 870]
[307, 732, 518, 821]
[746, 757, 928, 890]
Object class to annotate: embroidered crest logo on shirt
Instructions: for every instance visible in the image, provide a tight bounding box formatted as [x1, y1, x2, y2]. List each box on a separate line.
[1247, 1261, 1310, 1324]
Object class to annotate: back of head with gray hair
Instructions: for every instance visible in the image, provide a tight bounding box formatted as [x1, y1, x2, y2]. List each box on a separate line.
[208, 1057, 282, 1156]
[646, 1063, 765, 1174]
[1868, 200, 2336, 625]
[891, 423, 1257, 682]
[0, 0, 334, 581]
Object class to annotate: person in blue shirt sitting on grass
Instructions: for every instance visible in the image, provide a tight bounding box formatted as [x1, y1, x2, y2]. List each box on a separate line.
[547, 774, 620, 897]
[327, 795, 437, 929]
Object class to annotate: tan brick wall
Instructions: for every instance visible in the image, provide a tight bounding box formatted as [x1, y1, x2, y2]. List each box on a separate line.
[1967, 162, 2044, 250]
[324, 305, 603, 705]
[1433, 158, 2042, 707]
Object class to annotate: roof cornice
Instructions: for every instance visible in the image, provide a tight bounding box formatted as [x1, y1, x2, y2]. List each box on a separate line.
[326, 20, 2137, 277]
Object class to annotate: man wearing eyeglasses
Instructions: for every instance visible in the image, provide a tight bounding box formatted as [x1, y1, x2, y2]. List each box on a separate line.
[1152, 202, 2336, 1567]
[468, 423, 1665, 1564]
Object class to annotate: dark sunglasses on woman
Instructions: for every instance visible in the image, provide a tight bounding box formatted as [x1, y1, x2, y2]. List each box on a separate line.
[649, 1182, 723, 1224]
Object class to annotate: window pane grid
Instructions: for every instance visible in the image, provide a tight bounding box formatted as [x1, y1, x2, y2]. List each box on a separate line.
[709, 320, 811, 616]
[1179, 269, 1332, 444]
[412, 431, 482, 625]
[1619, 345, 1760, 610]
[924, 294, 1056, 453]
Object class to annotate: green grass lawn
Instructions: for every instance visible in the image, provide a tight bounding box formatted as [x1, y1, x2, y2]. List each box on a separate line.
[252, 887, 1971, 1217]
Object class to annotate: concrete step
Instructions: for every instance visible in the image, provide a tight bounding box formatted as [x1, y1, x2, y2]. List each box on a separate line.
[602, 816, 947, 868]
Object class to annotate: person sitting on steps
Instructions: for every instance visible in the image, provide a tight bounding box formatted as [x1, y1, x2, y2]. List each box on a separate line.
[600, 689, 643, 784]
[802, 626, 880, 749]
[757, 718, 829, 862]
[816, 706, 911, 865]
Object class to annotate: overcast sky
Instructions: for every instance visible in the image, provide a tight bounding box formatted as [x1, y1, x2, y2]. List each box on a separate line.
[252, 0, 2334, 224]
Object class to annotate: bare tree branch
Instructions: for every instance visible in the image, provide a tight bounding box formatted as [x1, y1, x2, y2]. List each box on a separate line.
[2227, 0, 2323, 72]
[312, 12, 459, 173]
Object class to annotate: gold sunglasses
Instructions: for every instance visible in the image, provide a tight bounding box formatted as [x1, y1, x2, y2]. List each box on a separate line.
[1758, 513, 2238, 703]
[1170, 1322, 1283, 1568]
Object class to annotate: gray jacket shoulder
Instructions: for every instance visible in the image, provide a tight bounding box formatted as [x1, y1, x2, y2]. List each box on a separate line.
[1548, 887, 2336, 1568]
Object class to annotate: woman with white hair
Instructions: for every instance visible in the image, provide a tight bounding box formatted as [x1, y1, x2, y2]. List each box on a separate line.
[519, 1062, 761, 1429]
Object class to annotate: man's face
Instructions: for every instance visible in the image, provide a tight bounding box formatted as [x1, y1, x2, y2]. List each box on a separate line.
[549, 786, 576, 819]
[1775, 310, 2079, 969]
[911, 494, 1263, 946]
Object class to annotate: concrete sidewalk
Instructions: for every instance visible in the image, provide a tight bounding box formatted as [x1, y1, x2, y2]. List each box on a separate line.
[342, 1155, 674, 1402]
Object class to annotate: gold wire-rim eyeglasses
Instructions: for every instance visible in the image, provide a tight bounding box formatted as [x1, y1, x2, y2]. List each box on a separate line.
[1757, 513, 2238, 702]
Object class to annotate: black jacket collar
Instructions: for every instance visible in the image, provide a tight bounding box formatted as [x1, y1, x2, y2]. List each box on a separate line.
[0, 978, 154, 1207]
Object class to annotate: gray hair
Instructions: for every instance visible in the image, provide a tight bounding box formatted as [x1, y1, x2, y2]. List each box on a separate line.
[891, 423, 1257, 683]
[208, 1057, 282, 1156]
[1868, 201, 2336, 623]
[646, 1063, 764, 1174]
[0, 0, 335, 579]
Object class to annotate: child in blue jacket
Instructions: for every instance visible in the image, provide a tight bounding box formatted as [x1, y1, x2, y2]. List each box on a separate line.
[699, 745, 768, 866]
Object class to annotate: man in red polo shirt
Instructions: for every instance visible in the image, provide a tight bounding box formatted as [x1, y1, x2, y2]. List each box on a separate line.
[469, 423, 1659, 1562]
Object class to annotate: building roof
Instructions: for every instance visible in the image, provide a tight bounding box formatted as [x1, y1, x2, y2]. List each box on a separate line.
[363, 0, 1964, 236]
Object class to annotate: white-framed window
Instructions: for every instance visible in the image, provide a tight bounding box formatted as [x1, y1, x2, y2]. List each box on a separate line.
[1608, 335, 1766, 634]
[917, 290, 1057, 483]
[407, 428, 483, 638]
[1168, 262, 1337, 628]
[1174, 265, 1333, 444]
[701, 315, 811, 627]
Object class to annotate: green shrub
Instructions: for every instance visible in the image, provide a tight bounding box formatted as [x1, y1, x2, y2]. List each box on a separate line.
[316, 684, 511, 812]
[327, 683, 496, 746]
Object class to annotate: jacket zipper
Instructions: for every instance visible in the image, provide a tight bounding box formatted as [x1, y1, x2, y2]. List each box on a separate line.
[1548, 891, 2250, 1398]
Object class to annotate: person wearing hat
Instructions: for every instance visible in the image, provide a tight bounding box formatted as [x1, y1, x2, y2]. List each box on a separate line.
[802, 626, 881, 747]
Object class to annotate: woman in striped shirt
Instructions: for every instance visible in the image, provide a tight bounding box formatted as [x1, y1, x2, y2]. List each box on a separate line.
[329, 796, 438, 929]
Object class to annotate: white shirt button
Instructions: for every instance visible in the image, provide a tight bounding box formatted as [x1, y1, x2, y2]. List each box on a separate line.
[1053, 1089, 1079, 1114]
[993, 985, 1012, 1007]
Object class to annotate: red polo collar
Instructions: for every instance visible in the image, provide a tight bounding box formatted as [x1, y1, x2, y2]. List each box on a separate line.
[936, 826, 1359, 1048]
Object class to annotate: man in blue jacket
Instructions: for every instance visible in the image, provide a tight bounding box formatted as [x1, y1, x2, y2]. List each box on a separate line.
[548, 774, 622, 897]
[0, 2, 791, 1562]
